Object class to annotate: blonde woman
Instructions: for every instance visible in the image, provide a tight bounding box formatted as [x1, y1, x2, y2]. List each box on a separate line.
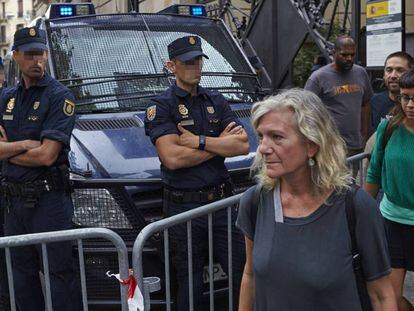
[237, 89, 396, 310]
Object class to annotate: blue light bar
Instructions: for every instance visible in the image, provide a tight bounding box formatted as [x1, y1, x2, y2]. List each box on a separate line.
[158, 4, 207, 17]
[59, 6, 74, 17]
[47, 3, 96, 19]
[191, 6, 204, 16]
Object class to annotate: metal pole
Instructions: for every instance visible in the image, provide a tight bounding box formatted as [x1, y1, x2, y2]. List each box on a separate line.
[326, 0, 339, 41]
[351, 0, 361, 62]
[218, 0, 225, 12]
[219, 0, 226, 19]
[402, 0, 406, 51]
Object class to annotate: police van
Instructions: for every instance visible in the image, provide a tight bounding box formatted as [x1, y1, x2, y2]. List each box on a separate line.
[5, 3, 261, 309]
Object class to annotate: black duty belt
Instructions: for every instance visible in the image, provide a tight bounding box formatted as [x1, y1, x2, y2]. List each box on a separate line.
[0, 165, 71, 199]
[164, 181, 233, 204]
[0, 179, 57, 198]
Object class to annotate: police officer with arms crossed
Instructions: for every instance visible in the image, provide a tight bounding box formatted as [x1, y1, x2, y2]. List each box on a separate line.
[0, 27, 79, 310]
[145, 36, 249, 310]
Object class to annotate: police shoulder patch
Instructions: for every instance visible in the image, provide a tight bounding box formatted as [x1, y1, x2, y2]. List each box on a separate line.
[63, 99, 75, 116]
[147, 105, 156, 121]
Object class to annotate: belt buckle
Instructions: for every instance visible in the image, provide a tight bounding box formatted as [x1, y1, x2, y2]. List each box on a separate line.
[172, 190, 184, 203]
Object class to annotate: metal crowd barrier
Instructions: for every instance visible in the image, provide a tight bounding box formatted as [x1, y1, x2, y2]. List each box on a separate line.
[133, 194, 242, 311]
[346, 152, 371, 186]
[0, 228, 129, 311]
[0, 153, 368, 310]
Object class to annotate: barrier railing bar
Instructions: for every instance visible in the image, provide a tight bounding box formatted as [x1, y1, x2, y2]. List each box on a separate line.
[0, 228, 129, 311]
[346, 152, 369, 186]
[5, 248, 16, 311]
[42, 243, 53, 311]
[70, 177, 162, 186]
[71, 168, 249, 186]
[208, 213, 214, 311]
[227, 206, 233, 311]
[346, 152, 369, 163]
[78, 239, 89, 311]
[133, 195, 242, 296]
[187, 220, 194, 311]
[164, 229, 171, 311]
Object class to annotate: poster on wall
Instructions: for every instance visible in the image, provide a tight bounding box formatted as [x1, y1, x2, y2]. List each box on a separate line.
[366, 0, 404, 68]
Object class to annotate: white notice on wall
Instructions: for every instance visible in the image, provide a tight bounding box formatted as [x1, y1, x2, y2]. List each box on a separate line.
[388, 0, 402, 14]
[366, 0, 403, 67]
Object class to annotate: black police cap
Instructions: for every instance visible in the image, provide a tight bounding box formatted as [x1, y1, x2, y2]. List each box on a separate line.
[13, 27, 47, 52]
[168, 36, 209, 62]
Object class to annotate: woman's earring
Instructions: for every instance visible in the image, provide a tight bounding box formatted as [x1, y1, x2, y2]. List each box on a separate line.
[308, 157, 315, 167]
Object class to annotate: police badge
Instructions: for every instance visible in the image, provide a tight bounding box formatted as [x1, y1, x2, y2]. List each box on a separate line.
[189, 36, 196, 45]
[63, 99, 75, 116]
[207, 106, 215, 114]
[6, 98, 15, 113]
[33, 101, 40, 110]
[29, 28, 36, 37]
[147, 105, 156, 121]
[178, 104, 188, 116]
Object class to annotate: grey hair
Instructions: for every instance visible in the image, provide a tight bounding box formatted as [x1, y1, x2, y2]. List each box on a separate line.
[251, 88, 350, 194]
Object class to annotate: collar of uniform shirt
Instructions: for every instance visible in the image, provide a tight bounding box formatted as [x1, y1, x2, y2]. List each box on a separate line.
[173, 83, 207, 98]
[18, 72, 51, 89]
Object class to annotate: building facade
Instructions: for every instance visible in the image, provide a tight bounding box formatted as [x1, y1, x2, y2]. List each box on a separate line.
[0, 0, 35, 57]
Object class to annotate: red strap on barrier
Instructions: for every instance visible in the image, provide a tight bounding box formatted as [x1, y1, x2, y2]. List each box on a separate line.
[119, 274, 138, 300]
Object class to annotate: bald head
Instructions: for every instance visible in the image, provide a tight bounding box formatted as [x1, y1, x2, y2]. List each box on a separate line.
[334, 36, 355, 50]
[333, 36, 356, 72]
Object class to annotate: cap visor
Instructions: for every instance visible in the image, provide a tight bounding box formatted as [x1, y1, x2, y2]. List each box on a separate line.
[17, 42, 47, 52]
[175, 50, 209, 62]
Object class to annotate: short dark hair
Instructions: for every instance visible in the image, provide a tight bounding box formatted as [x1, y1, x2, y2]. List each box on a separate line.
[384, 51, 414, 68]
[399, 68, 414, 89]
[334, 35, 355, 50]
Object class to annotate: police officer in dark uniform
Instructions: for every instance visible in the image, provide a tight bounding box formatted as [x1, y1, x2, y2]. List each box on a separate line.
[145, 36, 249, 310]
[0, 27, 78, 311]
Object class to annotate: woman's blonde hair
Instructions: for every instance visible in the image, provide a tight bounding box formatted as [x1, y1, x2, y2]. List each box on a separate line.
[251, 88, 350, 194]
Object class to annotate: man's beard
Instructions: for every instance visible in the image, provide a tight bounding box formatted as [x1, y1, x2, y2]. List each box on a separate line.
[338, 61, 353, 72]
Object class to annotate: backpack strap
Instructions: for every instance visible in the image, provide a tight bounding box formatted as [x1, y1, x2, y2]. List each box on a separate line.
[251, 184, 263, 233]
[382, 118, 393, 150]
[344, 185, 373, 310]
[345, 185, 359, 262]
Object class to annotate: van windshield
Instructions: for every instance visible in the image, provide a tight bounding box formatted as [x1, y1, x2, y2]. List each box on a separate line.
[48, 13, 260, 114]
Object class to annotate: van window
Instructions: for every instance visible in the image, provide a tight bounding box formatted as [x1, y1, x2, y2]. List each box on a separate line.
[49, 14, 259, 114]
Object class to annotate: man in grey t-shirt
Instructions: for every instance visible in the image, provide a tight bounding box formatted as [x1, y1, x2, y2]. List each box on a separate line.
[305, 36, 373, 153]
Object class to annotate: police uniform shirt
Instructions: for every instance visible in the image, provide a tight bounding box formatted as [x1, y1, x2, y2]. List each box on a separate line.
[0, 73, 76, 182]
[145, 84, 241, 190]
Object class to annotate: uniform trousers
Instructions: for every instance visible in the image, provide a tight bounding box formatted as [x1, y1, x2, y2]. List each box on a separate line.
[3, 190, 79, 311]
[164, 198, 245, 311]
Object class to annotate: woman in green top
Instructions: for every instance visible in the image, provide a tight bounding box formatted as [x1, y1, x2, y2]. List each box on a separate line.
[365, 69, 414, 311]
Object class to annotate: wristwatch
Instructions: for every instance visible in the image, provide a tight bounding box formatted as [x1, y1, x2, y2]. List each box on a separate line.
[198, 135, 206, 150]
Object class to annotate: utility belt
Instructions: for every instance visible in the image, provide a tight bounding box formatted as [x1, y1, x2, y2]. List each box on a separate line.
[0, 165, 72, 209]
[164, 180, 233, 204]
